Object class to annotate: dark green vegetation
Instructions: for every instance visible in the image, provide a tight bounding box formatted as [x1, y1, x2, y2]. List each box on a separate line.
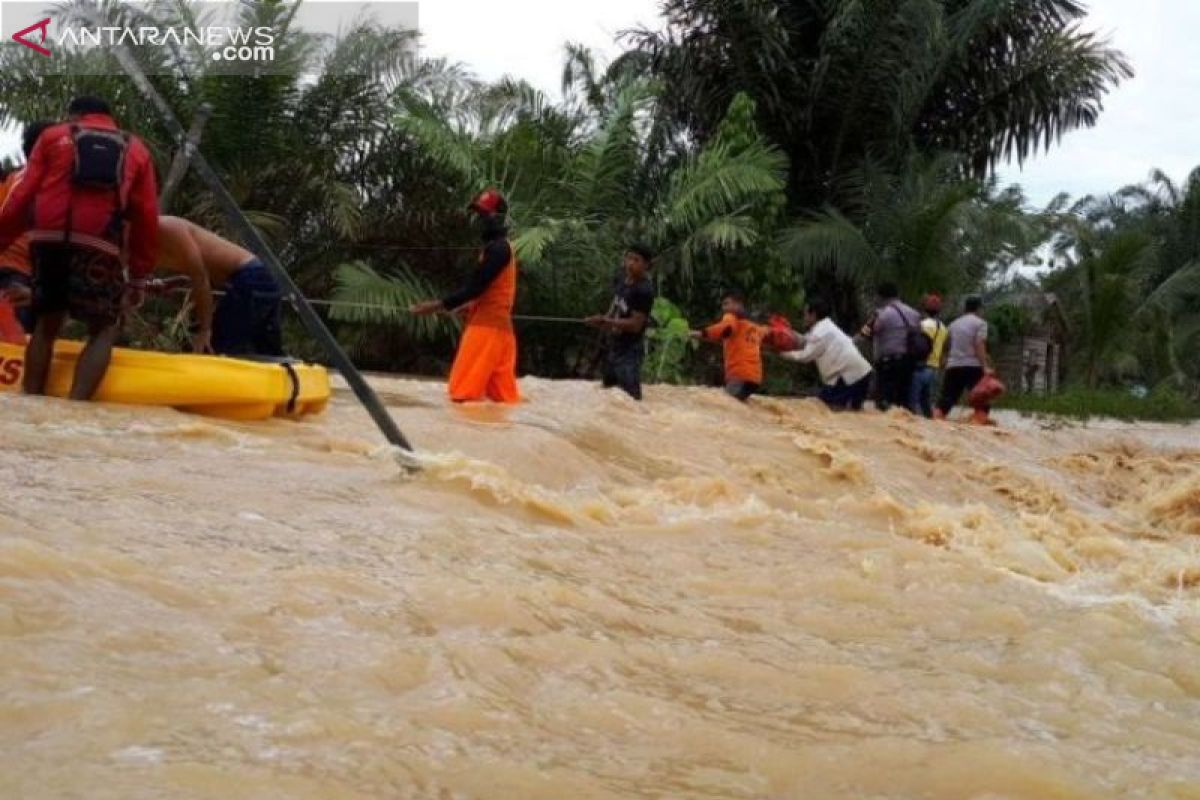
[1040, 170, 1200, 393]
[2, 0, 1193, 412]
[998, 385, 1200, 423]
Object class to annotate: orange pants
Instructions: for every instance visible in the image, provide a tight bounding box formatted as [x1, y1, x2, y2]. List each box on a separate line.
[447, 323, 520, 404]
[0, 301, 25, 345]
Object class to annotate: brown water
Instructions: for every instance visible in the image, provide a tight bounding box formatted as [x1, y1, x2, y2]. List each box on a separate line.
[2, 375, 1199, 799]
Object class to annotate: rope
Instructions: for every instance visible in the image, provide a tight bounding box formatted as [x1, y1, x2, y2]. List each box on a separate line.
[151, 283, 588, 325]
[304, 298, 586, 324]
[280, 361, 301, 414]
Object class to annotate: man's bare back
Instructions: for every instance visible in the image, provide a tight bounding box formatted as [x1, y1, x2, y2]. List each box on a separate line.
[157, 216, 254, 289]
[155, 216, 260, 353]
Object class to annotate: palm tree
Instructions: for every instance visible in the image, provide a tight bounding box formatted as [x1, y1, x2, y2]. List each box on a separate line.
[626, 0, 1132, 205]
[340, 48, 789, 377]
[1110, 168, 1200, 388]
[0, 0, 484, 365]
[1042, 193, 1160, 388]
[780, 154, 1038, 323]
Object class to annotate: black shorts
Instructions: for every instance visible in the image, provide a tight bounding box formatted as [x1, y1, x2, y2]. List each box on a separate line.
[724, 381, 760, 402]
[0, 267, 29, 291]
[32, 243, 127, 330]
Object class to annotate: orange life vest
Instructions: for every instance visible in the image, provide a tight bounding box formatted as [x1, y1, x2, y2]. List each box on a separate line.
[0, 171, 30, 344]
[0, 171, 32, 276]
[466, 241, 516, 330]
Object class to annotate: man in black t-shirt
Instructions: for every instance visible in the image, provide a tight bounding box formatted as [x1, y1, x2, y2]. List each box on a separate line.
[585, 243, 656, 400]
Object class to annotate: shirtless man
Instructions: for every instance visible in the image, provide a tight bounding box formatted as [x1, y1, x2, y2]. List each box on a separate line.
[152, 216, 283, 356]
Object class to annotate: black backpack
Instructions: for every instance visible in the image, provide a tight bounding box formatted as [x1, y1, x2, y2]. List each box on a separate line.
[72, 125, 129, 187]
[893, 304, 933, 362]
[65, 124, 131, 243]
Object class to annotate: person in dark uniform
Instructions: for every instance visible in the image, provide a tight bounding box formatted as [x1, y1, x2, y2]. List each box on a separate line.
[586, 243, 656, 400]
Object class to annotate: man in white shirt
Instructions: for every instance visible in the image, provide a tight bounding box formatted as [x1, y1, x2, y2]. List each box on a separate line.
[782, 299, 874, 411]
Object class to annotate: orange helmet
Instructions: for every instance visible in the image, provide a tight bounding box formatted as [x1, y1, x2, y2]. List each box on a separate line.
[468, 188, 508, 216]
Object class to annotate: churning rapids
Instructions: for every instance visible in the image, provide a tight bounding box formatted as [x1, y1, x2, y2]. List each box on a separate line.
[2, 375, 1199, 799]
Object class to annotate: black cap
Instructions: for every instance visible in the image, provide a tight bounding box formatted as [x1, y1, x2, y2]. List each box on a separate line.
[626, 242, 655, 263]
[67, 96, 113, 117]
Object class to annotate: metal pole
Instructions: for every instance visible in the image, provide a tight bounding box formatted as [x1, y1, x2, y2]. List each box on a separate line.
[107, 44, 415, 453]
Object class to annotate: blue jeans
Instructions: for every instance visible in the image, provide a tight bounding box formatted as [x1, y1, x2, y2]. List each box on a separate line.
[212, 260, 284, 356]
[910, 365, 937, 418]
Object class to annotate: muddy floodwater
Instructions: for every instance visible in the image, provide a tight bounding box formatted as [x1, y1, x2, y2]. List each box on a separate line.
[2, 375, 1199, 799]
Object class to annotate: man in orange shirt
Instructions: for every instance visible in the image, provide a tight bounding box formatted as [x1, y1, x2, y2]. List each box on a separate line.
[692, 290, 766, 401]
[0, 121, 54, 344]
[411, 188, 520, 404]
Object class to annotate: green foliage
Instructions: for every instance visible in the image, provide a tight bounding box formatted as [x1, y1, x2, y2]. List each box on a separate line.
[985, 304, 1033, 344]
[0, 0, 1146, 390]
[1042, 168, 1200, 392]
[657, 93, 790, 299]
[628, 0, 1132, 204]
[329, 262, 458, 342]
[781, 155, 1040, 316]
[998, 384, 1200, 423]
[644, 298, 698, 384]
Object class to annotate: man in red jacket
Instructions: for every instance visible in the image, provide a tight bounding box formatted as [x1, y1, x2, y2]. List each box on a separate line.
[0, 97, 159, 400]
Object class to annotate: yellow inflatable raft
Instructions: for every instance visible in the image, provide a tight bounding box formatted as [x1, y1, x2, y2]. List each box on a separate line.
[0, 340, 330, 421]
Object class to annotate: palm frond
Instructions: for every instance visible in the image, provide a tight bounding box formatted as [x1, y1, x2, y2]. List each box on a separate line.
[330, 261, 458, 342]
[662, 140, 787, 233]
[679, 214, 761, 267]
[1140, 260, 1200, 316]
[394, 105, 479, 182]
[779, 210, 883, 284]
[512, 223, 564, 265]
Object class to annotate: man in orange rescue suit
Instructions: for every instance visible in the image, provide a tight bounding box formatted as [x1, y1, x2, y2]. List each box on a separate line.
[411, 189, 520, 403]
[692, 290, 767, 401]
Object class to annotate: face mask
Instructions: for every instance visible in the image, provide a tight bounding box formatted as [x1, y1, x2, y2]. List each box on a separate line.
[475, 213, 506, 237]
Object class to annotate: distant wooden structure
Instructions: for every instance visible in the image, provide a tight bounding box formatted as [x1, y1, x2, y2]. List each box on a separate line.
[994, 293, 1069, 395]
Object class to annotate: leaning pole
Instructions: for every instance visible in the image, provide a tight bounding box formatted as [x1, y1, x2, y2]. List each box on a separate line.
[104, 42, 416, 454]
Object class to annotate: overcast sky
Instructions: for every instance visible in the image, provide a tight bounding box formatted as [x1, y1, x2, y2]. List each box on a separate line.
[3, 0, 1195, 207]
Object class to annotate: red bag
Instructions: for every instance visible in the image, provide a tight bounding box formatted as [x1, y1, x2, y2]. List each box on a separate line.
[766, 313, 800, 352]
[969, 373, 1006, 408]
